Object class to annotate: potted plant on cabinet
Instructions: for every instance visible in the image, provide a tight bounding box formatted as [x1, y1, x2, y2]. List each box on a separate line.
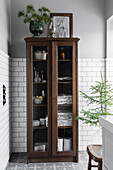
[18, 4, 51, 37]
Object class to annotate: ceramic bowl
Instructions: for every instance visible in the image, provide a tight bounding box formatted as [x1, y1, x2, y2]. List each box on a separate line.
[34, 98, 43, 104]
[34, 52, 47, 60]
[34, 52, 42, 60]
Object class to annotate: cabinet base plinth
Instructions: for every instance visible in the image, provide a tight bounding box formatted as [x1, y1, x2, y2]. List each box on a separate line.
[28, 156, 77, 163]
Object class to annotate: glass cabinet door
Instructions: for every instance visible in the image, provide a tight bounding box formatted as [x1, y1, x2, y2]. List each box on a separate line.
[52, 42, 77, 156]
[57, 45, 73, 152]
[30, 43, 51, 156]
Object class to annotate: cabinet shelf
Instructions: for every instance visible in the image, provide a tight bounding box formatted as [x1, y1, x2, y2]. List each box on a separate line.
[58, 82, 72, 84]
[34, 142, 48, 145]
[33, 82, 46, 84]
[33, 59, 47, 62]
[58, 104, 72, 106]
[33, 104, 47, 107]
[34, 126, 47, 130]
[58, 126, 72, 129]
[58, 59, 71, 62]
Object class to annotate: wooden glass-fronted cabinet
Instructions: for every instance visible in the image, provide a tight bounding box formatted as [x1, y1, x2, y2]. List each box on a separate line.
[25, 37, 80, 163]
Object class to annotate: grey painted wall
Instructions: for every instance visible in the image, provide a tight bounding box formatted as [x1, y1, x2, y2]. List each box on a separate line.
[0, 0, 11, 54]
[11, 0, 105, 58]
[106, 16, 113, 58]
[105, 0, 113, 20]
[105, 0, 113, 58]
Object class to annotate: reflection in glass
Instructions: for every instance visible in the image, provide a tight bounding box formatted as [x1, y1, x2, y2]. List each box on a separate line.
[32, 46, 48, 152]
[57, 46, 73, 152]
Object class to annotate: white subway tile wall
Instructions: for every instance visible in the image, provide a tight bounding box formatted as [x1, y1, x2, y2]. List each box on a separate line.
[78, 58, 105, 150]
[11, 58, 113, 152]
[0, 50, 12, 170]
[12, 58, 26, 152]
[106, 58, 113, 114]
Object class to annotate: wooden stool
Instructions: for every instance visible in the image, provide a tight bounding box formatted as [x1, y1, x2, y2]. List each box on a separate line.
[87, 145, 102, 170]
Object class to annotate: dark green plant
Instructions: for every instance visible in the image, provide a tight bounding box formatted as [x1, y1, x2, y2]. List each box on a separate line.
[76, 73, 113, 126]
[18, 4, 51, 24]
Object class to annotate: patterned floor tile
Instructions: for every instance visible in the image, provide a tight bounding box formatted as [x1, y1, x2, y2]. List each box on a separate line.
[7, 152, 88, 170]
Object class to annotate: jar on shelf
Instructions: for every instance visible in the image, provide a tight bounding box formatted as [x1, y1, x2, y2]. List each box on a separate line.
[40, 71, 44, 82]
[60, 52, 65, 60]
[41, 90, 45, 103]
[45, 115, 48, 127]
[59, 47, 65, 60]
[34, 71, 41, 82]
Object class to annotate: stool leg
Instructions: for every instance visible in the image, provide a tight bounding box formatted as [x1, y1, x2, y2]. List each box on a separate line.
[98, 161, 102, 170]
[88, 157, 91, 170]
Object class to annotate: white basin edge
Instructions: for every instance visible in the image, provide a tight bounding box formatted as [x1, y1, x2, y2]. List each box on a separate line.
[99, 116, 113, 134]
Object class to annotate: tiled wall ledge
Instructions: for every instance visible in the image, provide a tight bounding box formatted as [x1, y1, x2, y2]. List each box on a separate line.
[11, 58, 113, 152]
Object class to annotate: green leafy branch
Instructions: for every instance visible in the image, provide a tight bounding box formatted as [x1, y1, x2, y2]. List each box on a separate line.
[18, 5, 51, 24]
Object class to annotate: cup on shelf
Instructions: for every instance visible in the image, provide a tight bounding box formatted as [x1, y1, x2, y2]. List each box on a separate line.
[42, 50, 48, 60]
[33, 120, 40, 127]
[40, 118, 45, 126]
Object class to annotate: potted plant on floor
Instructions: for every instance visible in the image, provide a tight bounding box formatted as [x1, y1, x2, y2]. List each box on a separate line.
[76, 73, 113, 127]
[76, 73, 113, 169]
[18, 4, 51, 37]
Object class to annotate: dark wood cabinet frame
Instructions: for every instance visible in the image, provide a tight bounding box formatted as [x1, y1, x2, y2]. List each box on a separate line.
[25, 37, 80, 163]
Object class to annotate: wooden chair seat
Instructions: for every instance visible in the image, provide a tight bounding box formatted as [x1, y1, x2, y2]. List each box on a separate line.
[87, 145, 102, 170]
